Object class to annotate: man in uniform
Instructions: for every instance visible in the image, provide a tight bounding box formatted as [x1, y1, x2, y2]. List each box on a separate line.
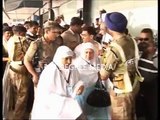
[25, 20, 39, 44]
[3, 25, 32, 119]
[61, 17, 83, 51]
[99, 12, 143, 120]
[24, 20, 63, 87]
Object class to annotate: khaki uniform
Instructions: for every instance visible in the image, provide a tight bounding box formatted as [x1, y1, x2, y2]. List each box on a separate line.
[25, 36, 60, 72]
[101, 35, 143, 120]
[61, 28, 82, 51]
[3, 35, 33, 119]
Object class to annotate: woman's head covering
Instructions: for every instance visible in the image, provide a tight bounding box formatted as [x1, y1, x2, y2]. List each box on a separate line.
[53, 46, 73, 67]
[105, 12, 127, 33]
[81, 42, 96, 57]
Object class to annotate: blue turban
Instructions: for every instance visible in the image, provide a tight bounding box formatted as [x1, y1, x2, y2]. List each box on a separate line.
[105, 12, 127, 33]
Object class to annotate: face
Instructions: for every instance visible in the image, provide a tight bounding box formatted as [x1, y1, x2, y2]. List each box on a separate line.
[61, 56, 72, 68]
[37, 27, 43, 36]
[80, 31, 93, 42]
[147, 42, 156, 55]
[46, 28, 61, 42]
[29, 25, 39, 35]
[24, 24, 30, 30]
[99, 23, 107, 35]
[19, 32, 26, 37]
[3, 31, 12, 40]
[84, 48, 94, 60]
[138, 32, 153, 43]
[74, 25, 82, 34]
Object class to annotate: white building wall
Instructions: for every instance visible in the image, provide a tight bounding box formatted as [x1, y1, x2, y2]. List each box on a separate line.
[91, 0, 158, 37]
[58, 0, 83, 24]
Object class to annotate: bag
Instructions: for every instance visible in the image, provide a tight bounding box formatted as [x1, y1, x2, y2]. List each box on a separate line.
[86, 77, 111, 107]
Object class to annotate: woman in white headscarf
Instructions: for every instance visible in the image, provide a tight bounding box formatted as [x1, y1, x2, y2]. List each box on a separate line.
[73, 42, 111, 120]
[31, 46, 84, 119]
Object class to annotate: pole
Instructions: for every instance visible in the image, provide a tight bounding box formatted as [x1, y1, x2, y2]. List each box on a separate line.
[48, 0, 52, 20]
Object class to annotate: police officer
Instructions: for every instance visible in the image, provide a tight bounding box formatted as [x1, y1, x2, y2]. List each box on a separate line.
[99, 12, 143, 120]
[3, 25, 32, 119]
[24, 20, 63, 87]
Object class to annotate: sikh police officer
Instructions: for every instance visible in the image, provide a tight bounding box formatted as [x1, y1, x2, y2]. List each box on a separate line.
[99, 12, 143, 120]
[24, 20, 63, 86]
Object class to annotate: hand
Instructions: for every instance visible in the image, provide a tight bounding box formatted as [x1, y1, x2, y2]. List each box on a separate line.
[76, 85, 84, 95]
[32, 74, 39, 87]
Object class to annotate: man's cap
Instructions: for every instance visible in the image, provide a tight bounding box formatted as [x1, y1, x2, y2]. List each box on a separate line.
[43, 20, 63, 29]
[105, 12, 127, 33]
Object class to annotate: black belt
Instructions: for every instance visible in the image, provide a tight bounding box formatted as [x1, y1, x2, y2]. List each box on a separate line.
[10, 65, 26, 74]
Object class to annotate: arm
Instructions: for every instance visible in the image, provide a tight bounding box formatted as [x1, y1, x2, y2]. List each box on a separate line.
[24, 42, 39, 86]
[99, 47, 120, 80]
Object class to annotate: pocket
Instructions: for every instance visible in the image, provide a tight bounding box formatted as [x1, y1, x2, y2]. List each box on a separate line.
[113, 74, 125, 89]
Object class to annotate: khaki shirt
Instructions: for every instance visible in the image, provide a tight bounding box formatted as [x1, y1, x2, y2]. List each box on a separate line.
[101, 35, 137, 90]
[8, 35, 29, 62]
[61, 28, 81, 51]
[25, 37, 60, 65]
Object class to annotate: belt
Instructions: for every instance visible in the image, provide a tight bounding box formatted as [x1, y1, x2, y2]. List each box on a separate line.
[107, 79, 125, 94]
[10, 65, 26, 74]
[112, 86, 124, 94]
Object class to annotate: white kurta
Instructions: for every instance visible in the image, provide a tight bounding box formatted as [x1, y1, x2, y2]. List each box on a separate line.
[31, 62, 83, 119]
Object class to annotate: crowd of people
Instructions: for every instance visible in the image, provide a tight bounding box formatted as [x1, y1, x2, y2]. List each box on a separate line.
[3, 11, 158, 120]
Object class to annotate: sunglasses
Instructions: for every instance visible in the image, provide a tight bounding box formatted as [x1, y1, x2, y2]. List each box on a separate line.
[139, 38, 149, 41]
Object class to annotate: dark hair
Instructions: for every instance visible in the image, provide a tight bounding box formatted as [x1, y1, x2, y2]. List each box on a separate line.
[100, 9, 106, 14]
[24, 21, 31, 25]
[28, 20, 39, 27]
[12, 25, 27, 33]
[141, 28, 154, 38]
[70, 17, 83, 26]
[96, 18, 99, 21]
[124, 28, 129, 35]
[3, 23, 9, 27]
[3, 26, 12, 33]
[82, 26, 97, 36]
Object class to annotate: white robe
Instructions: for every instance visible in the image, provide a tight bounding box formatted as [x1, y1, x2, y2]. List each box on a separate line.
[31, 62, 83, 119]
[73, 56, 100, 89]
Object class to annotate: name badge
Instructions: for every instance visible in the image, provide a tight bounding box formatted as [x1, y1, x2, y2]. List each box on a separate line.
[66, 85, 73, 96]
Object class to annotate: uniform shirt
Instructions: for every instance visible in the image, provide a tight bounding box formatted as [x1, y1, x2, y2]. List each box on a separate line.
[102, 35, 136, 76]
[25, 37, 60, 66]
[7, 35, 29, 62]
[61, 28, 81, 51]
[101, 35, 139, 91]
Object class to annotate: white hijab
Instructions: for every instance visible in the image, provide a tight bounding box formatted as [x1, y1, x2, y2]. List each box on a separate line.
[80, 42, 99, 66]
[73, 42, 100, 88]
[31, 46, 83, 119]
[53, 45, 73, 68]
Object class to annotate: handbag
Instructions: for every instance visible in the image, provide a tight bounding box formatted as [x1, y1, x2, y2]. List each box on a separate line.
[86, 74, 111, 107]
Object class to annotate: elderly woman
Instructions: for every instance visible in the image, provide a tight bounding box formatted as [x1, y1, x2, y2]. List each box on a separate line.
[31, 46, 85, 119]
[73, 42, 111, 120]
